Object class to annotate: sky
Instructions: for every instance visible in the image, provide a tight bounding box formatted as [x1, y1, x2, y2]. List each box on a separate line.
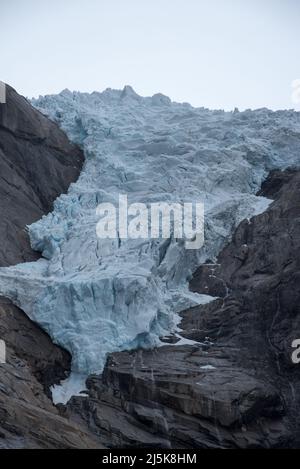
[1, 0, 300, 110]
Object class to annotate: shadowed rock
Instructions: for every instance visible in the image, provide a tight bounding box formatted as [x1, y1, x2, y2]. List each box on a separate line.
[0, 84, 84, 266]
[0, 85, 102, 448]
[66, 168, 300, 448]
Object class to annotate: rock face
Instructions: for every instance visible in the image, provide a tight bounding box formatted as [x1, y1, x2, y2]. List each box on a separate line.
[0, 85, 84, 266]
[0, 297, 100, 448]
[3, 88, 300, 377]
[1, 85, 300, 448]
[0, 86, 101, 448]
[67, 168, 300, 448]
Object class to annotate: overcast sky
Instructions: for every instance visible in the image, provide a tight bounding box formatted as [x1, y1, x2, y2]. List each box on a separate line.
[1, 0, 300, 110]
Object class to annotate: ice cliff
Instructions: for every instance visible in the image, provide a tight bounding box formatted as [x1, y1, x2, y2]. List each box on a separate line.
[1, 86, 300, 388]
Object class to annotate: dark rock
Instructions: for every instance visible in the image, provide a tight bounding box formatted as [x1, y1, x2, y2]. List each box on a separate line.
[0, 84, 84, 266]
[67, 168, 300, 448]
[0, 85, 102, 448]
[257, 167, 298, 199]
[2, 86, 299, 448]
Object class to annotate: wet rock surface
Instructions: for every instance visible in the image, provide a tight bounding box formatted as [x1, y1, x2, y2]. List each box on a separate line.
[0, 86, 101, 448]
[67, 168, 300, 448]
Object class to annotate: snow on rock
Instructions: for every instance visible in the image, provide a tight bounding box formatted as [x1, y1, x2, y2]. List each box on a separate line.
[0, 87, 300, 380]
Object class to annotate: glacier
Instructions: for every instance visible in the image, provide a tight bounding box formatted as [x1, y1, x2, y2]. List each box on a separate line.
[1, 86, 300, 399]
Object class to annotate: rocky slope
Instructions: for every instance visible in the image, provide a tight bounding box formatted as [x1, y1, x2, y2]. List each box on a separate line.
[0, 85, 84, 266]
[66, 168, 300, 448]
[1, 87, 299, 387]
[1, 85, 300, 448]
[0, 85, 101, 448]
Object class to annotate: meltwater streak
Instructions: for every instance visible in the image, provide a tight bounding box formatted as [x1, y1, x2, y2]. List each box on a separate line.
[0, 87, 300, 403]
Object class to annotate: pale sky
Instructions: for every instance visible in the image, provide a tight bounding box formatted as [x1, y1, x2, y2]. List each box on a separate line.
[1, 0, 300, 110]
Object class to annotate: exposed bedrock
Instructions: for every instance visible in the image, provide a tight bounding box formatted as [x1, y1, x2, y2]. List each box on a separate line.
[1, 84, 300, 448]
[0, 85, 101, 448]
[0, 84, 84, 266]
[3, 87, 299, 376]
[67, 168, 300, 448]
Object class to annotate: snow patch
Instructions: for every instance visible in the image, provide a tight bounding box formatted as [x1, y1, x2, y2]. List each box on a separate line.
[200, 365, 216, 370]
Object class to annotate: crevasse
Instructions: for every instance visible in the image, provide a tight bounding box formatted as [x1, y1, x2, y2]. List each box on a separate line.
[0, 86, 300, 383]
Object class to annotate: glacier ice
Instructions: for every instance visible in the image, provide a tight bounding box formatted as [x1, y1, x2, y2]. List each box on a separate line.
[1, 87, 300, 388]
